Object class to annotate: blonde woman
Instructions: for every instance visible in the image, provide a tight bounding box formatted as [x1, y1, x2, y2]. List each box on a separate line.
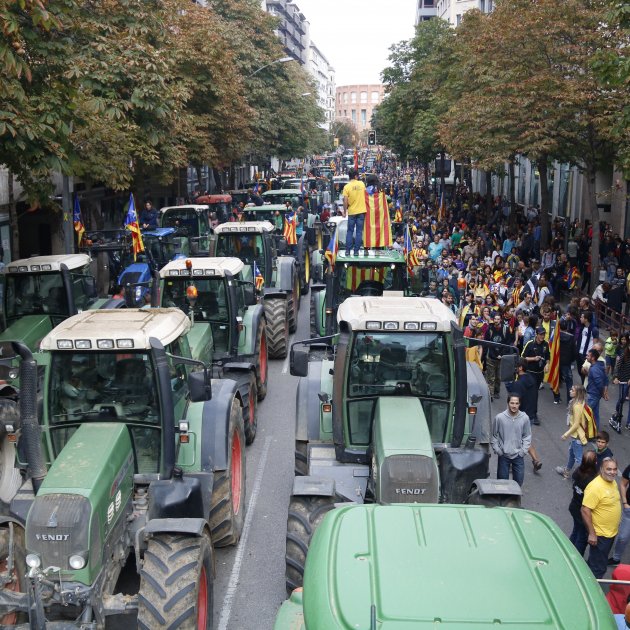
[556, 384, 587, 479]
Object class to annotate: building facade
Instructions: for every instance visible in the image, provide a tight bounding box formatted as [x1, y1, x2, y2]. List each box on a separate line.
[335, 85, 385, 134]
[415, 0, 437, 23]
[306, 42, 335, 130]
[264, 0, 309, 64]
[433, 0, 493, 26]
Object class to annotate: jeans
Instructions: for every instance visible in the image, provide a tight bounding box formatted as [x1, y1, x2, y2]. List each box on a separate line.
[612, 507, 630, 562]
[497, 454, 525, 486]
[554, 365, 574, 402]
[587, 394, 601, 429]
[569, 511, 589, 556]
[566, 439, 584, 470]
[485, 357, 501, 397]
[345, 213, 365, 255]
[616, 383, 630, 425]
[529, 371, 543, 420]
[587, 535, 615, 578]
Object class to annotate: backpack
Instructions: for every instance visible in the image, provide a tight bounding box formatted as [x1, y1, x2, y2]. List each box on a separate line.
[581, 404, 597, 440]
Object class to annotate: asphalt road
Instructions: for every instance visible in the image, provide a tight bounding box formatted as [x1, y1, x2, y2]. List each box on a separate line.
[212, 300, 630, 629]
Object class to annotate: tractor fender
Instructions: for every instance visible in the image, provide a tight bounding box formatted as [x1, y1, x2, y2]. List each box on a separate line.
[471, 478, 522, 498]
[311, 282, 325, 293]
[296, 234, 308, 268]
[0, 516, 25, 529]
[145, 517, 209, 537]
[199, 378, 241, 472]
[466, 362, 492, 444]
[295, 360, 323, 442]
[240, 304, 265, 355]
[263, 288, 288, 301]
[275, 256, 297, 292]
[292, 476, 335, 497]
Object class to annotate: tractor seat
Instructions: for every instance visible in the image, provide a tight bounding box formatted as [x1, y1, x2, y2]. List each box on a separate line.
[426, 373, 448, 398]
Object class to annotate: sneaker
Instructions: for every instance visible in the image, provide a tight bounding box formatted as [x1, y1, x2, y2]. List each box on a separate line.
[533, 460, 542, 472]
[344, 251, 351, 257]
[539, 383, 544, 390]
[555, 466, 569, 479]
[608, 557, 620, 566]
[553, 400, 560, 405]
[610, 418, 622, 434]
[532, 417, 541, 426]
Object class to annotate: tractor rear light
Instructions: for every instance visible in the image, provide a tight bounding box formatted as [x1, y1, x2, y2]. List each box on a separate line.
[26, 554, 41, 569]
[421, 322, 437, 331]
[366, 321, 381, 330]
[7, 434, 16, 443]
[468, 406, 477, 415]
[57, 340, 73, 349]
[75, 340, 92, 349]
[383, 321, 399, 330]
[97, 339, 114, 349]
[69, 554, 87, 570]
[322, 403, 332, 413]
[179, 421, 189, 443]
[116, 339, 134, 349]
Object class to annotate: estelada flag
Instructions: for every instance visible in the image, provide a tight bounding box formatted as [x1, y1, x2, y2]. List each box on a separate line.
[394, 208, 403, 223]
[545, 323, 560, 394]
[325, 228, 338, 268]
[346, 265, 385, 291]
[283, 212, 297, 245]
[254, 261, 264, 291]
[364, 191, 392, 248]
[124, 193, 144, 260]
[403, 225, 418, 275]
[73, 195, 85, 247]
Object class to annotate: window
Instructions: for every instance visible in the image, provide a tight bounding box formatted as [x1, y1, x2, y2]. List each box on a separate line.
[351, 109, 356, 123]
[344, 92, 348, 103]
[456, 13, 462, 24]
[371, 91, 380, 103]
[361, 109, 367, 126]
[424, 0, 434, 6]
[479, 0, 485, 10]
[351, 92, 357, 103]
[360, 91, 368, 103]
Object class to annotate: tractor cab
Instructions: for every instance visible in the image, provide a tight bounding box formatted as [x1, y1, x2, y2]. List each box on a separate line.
[159, 204, 211, 253]
[262, 189, 307, 209]
[194, 194, 232, 225]
[159, 257, 254, 363]
[140, 227, 189, 268]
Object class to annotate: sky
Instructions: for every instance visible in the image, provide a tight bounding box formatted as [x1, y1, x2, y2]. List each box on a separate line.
[294, 0, 417, 85]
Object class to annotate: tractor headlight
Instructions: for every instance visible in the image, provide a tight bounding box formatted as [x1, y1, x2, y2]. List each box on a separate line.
[7, 368, 18, 381]
[69, 554, 87, 570]
[25, 554, 41, 568]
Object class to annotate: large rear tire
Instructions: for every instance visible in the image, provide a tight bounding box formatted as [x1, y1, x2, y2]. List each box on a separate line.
[244, 372, 258, 446]
[294, 440, 308, 476]
[0, 399, 22, 507]
[264, 299, 289, 359]
[254, 322, 268, 401]
[209, 400, 246, 547]
[301, 251, 310, 295]
[288, 272, 300, 334]
[137, 532, 213, 630]
[0, 526, 26, 625]
[285, 495, 336, 594]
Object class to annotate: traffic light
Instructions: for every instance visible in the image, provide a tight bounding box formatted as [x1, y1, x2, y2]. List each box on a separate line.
[368, 131, 376, 146]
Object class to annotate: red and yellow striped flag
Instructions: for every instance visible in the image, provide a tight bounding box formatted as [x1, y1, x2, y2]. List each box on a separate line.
[545, 324, 560, 393]
[363, 191, 392, 248]
[346, 266, 386, 291]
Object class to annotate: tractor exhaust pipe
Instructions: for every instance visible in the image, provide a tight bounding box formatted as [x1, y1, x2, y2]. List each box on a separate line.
[12, 342, 47, 494]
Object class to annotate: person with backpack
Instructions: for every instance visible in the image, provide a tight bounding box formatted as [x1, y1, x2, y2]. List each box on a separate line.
[556, 384, 588, 479]
[586, 348, 609, 428]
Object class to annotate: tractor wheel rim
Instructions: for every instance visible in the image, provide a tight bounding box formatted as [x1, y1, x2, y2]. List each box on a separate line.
[0, 558, 19, 624]
[231, 431, 242, 515]
[197, 565, 208, 628]
[259, 334, 267, 384]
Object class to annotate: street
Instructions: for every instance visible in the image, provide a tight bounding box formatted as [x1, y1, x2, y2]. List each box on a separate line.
[211, 298, 629, 629]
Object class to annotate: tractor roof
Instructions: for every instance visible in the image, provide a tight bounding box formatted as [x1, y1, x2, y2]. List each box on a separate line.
[159, 257, 244, 278]
[213, 221, 275, 234]
[40, 308, 190, 351]
[4, 254, 91, 274]
[160, 205, 208, 214]
[262, 189, 304, 196]
[301, 504, 613, 629]
[336, 249, 405, 264]
[143, 227, 178, 238]
[338, 296, 456, 332]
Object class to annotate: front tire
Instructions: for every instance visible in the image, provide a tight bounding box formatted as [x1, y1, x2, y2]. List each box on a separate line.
[244, 372, 258, 446]
[254, 322, 268, 401]
[209, 399, 246, 547]
[285, 495, 336, 594]
[264, 299, 289, 359]
[0, 526, 26, 625]
[138, 532, 213, 630]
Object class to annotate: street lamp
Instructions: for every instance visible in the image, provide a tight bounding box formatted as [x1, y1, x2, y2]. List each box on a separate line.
[247, 56, 293, 78]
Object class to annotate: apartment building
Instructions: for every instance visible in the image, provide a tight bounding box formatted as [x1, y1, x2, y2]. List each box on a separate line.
[335, 85, 385, 133]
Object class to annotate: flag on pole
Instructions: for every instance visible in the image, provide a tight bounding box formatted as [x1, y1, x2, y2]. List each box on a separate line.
[283, 212, 297, 245]
[546, 323, 560, 394]
[124, 193, 144, 260]
[254, 262, 264, 291]
[346, 265, 386, 291]
[394, 207, 403, 223]
[324, 228, 338, 268]
[73, 195, 85, 247]
[565, 266, 580, 289]
[438, 191, 446, 221]
[364, 191, 392, 248]
[354, 148, 358, 172]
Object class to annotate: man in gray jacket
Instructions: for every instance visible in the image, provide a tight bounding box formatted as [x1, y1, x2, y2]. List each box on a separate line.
[491, 394, 532, 486]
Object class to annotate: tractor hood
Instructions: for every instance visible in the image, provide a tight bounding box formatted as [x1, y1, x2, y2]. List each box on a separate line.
[25, 423, 134, 584]
[297, 504, 616, 630]
[372, 397, 439, 504]
[0, 315, 54, 352]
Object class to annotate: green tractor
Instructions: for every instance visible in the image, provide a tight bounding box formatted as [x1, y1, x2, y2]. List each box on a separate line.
[276, 504, 617, 629]
[210, 221, 303, 359]
[160, 203, 213, 253]
[159, 256, 268, 443]
[0, 308, 247, 627]
[285, 295, 520, 592]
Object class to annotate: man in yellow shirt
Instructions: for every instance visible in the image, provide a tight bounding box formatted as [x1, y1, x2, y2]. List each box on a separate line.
[342, 168, 367, 256]
[582, 457, 622, 577]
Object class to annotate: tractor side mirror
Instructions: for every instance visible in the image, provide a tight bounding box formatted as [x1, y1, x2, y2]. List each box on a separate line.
[290, 349, 309, 378]
[277, 238, 288, 255]
[499, 354, 518, 382]
[242, 281, 256, 305]
[188, 370, 212, 402]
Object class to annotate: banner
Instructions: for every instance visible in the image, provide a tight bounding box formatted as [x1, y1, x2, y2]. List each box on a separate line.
[363, 191, 392, 248]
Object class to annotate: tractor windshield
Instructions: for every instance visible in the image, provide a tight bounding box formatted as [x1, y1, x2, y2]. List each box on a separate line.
[263, 192, 304, 208]
[4, 273, 69, 320]
[162, 276, 228, 323]
[347, 331, 452, 444]
[143, 234, 187, 267]
[48, 351, 161, 473]
[215, 234, 264, 270]
[337, 264, 404, 298]
[161, 209, 207, 238]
